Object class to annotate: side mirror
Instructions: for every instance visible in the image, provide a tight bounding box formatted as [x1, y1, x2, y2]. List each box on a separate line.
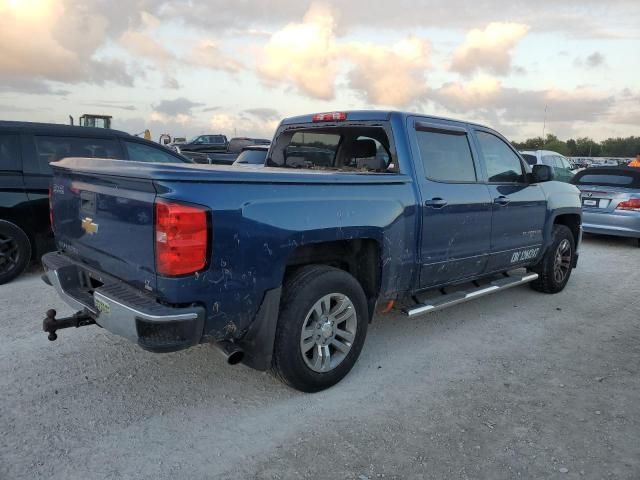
[532, 164, 554, 182]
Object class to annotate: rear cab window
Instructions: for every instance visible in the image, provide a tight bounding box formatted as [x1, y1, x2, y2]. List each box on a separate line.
[521, 153, 537, 166]
[268, 124, 396, 173]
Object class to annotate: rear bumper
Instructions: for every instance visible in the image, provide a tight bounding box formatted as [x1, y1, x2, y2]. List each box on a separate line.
[582, 210, 640, 238]
[42, 252, 205, 352]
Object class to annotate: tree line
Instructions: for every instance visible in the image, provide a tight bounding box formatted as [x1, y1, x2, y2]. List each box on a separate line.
[511, 134, 640, 158]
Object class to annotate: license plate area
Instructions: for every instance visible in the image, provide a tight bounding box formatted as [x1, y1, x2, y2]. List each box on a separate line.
[582, 198, 610, 208]
[80, 190, 97, 215]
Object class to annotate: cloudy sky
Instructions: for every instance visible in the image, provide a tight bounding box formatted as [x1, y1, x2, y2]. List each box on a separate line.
[1, 0, 638, 141]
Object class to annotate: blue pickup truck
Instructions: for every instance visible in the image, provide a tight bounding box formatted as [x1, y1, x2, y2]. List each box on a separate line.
[42, 111, 582, 392]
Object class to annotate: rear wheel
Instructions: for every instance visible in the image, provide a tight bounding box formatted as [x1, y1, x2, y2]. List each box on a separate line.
[529, 225, 575, 293]
[0, 220, 32, 285]
[272, 265, 368, 392]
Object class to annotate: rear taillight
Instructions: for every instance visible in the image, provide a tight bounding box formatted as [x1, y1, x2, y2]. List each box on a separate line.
[48, 184, 54, 232]
[155, 200, 209, 276]
[312, 112, 347, 122]
[616, 199, 640, 211]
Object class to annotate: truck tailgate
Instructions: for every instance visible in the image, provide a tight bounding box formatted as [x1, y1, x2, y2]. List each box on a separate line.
[51, 167, 157, 291]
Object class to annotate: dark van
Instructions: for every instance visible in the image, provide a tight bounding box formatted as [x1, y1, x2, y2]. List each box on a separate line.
[0, 121, 189, 284]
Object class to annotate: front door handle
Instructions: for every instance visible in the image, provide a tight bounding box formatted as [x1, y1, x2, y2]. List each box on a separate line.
[494, 196, 510, 206]
[424, 197, 448, 208]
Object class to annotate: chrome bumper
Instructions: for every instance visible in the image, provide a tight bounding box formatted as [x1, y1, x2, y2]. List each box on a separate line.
[42, 252, 205, 352]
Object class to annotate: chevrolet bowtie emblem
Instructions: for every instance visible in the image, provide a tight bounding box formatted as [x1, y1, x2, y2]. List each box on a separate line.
[81, 217, 98, 234]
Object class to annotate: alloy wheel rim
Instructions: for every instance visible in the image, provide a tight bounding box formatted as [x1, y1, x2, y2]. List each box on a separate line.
[0, 234, 20, 274]
[553, 239, 572, 283]
[300, 293, 357, 373]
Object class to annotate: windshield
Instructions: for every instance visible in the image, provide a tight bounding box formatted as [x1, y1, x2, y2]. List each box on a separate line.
[235, 149, 268, 165]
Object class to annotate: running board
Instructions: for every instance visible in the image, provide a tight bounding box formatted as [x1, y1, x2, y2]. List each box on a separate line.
[403, 272, 539, 317]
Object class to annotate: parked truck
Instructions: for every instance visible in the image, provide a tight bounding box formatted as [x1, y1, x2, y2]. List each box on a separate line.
[41, 111, 582, 392]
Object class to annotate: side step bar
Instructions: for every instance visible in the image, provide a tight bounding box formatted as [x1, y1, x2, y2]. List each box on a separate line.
[403, 272, 539, 317]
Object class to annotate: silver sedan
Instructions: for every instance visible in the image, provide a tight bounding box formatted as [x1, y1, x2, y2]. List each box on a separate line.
[572, 167, 640, 246]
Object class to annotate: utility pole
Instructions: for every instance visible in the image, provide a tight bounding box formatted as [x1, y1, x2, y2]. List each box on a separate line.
[541, 104, 548, 148]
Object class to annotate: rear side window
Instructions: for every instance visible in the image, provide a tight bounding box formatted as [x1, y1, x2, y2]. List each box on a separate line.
[416, 130, 476, 182]
[125, 141, 185, 163]
[572, 170, 640, 188]
[0, 134, 20, 171]
[34, 136, 120, 173]
[476, 131, 525, 183]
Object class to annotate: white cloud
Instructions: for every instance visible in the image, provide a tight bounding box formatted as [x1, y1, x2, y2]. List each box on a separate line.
[344, 37, 430, 106]
[187, 40, 245, 72]
[257, 3, 338, 100]
[451, 22, 530, 76]
[0, 0, 130, 84]
[433, 79, 614, 124]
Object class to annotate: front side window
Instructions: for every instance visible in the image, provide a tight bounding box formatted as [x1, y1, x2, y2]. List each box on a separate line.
[0, 134, 20, 171]
[416, 130, 476, 182]
[125, 141, 185, 163]
[521, 154, 537, 166]
[476, 131, 525, 183]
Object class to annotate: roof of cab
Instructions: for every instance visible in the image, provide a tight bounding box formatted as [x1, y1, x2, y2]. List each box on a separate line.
[0, 120, 131, 137]
[279, 110, 491, 130]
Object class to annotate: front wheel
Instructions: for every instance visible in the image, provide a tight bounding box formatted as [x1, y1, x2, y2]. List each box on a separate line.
[272, 265, 369, 393]
[529, 225, 575, 293]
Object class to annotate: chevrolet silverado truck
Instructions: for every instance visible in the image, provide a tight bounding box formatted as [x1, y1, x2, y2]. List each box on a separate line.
[41, 111, 582, 392]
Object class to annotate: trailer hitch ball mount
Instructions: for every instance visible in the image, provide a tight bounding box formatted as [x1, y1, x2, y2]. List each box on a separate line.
[43, 309, 96, 341]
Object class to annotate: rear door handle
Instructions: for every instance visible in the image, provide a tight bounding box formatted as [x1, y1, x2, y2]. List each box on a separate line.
[494, 196, 510, 206]
[424, 197, 448, 208]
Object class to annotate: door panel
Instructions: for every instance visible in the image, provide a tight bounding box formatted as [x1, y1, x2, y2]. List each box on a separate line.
[410, 118, 492, 288]
[485, 184, 546, 271]
[474, 130, 546, 272]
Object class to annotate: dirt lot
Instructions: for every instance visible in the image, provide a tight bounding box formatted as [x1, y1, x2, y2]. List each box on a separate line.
[1, 234, 639, 480]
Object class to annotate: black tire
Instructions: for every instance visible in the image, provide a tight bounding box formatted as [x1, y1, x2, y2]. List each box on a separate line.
[529, 225, 575, 293]
[0, 220, 32, 285]
[272, 265, 369, 393]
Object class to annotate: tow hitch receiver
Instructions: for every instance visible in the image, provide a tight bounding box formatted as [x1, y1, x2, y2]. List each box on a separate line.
[43, 309, 96, 341]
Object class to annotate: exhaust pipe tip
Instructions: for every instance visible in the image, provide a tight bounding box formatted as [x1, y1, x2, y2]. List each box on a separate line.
[215, 341, 244, 365]
[227, 349, 244, 365]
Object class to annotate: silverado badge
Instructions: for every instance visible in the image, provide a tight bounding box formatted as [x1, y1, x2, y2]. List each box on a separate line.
[81, 217, 99, 235]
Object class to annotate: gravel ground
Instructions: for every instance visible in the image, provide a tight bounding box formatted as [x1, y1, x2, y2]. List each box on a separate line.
[1, 234, 639, 480]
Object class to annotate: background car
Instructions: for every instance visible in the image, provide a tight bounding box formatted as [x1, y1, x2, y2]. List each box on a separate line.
[232, 145, 269, 167]
[177, 134, 229, 154]
[0, 121, 191, 284]
[571, 166, 640, 246]
[520, 149, 577, 182]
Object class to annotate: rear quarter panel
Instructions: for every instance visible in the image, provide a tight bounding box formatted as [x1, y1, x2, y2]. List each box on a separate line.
[154, 177, 417, 340]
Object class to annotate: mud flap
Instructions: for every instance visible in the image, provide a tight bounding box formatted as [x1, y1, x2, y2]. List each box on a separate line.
[238, 287, 282, 371]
